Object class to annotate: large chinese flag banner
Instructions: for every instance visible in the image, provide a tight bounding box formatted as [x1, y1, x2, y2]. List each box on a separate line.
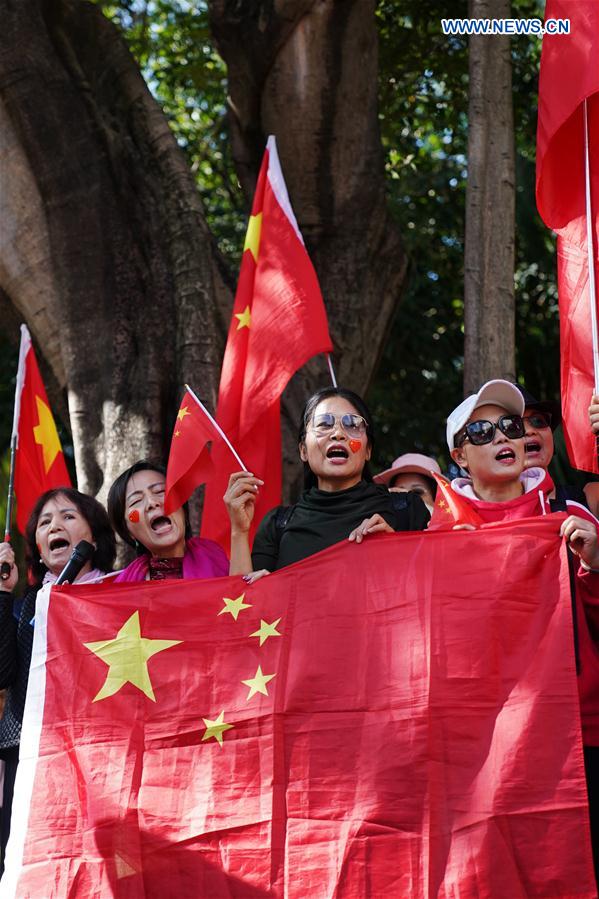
[2, 518, 595, 898]
[537, 0, 599, 472]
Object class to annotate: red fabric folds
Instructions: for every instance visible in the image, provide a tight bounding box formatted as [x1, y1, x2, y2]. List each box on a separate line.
[5, 518, 595, 897]
[536, 0, 599, 472]
[201, 136, 332, 550]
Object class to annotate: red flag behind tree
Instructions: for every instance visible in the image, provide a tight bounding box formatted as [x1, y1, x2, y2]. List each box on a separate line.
[201, 136, 333, 549]
[12, 325, 72, 534]
[4, 519, 596, 897]
[536, 0, 599, 472]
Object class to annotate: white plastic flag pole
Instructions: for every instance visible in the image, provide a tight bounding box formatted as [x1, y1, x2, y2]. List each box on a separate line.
[184, 384, 248, 472]
[327, 354, 338, 388]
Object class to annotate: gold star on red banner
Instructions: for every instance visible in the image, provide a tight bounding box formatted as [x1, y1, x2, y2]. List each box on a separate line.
[242, 665, 275, 700]
[84, 611, 181, 702]
[250, 618, 282, 646]
[218, 593, 252, 621]
[177, 405, 191, 422]
[202, 710, 234, 746]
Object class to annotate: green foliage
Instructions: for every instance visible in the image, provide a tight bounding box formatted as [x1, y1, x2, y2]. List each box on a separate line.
[95, 0, 246, 264]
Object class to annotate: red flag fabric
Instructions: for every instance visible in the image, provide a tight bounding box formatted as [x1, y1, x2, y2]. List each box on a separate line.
[163, 388, 219, 515]
[4, 518, 595, 897]
[202, 135, 333, 549]
[11, 324, 72, 534]
[536, 0, 599, 472]
[428, 471, 484, 529]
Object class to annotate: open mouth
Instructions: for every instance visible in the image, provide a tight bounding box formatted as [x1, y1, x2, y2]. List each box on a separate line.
[495, 448, 516, 463]
[525, 441, 541, 455]
[326, 446, 349, 460]
[49, 537, 69, 552]
[150, 516, 172, 532]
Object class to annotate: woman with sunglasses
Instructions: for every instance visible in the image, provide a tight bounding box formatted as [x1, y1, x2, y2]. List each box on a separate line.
[226, 387, 429, 577]
[443, 378, 599, 886]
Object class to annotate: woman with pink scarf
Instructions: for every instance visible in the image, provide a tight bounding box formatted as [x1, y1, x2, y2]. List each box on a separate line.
[108, 461, 228, 582]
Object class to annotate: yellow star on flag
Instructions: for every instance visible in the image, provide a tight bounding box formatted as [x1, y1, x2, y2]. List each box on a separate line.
[218, 593, 252, 621]
[242, 665, 275, 701]
[177, 405, 191, 422]
[234, 305, 251, 330]
[175, 429, 181, 437]
[202, 710, 233, 746]
[33, 395, 61, 473]
[439, 499, 448, 510]
[84, 611, 181, 702]
[250, 618, 282, 646]
[243, 211, 262, 262]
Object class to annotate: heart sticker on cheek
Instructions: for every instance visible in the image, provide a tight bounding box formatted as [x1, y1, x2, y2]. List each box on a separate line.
[128, 510, 140, 524]
[349, 439, 362, 454]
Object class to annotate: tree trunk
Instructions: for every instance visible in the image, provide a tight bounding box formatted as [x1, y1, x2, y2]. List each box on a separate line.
[209, 0, 408, 494]
[0, 0, 407, 510]
[0, 0, 232, 501]
[464, 0, 515, 395]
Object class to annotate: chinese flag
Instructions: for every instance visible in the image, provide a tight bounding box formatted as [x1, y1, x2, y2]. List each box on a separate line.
[12, 324, 72, 534]
[536, 0, 599, 472]
[427, 472, 484, 529]
[202, 135, 333, 549]
[163, 388, 219, 515]
[4, 518, 596, 897]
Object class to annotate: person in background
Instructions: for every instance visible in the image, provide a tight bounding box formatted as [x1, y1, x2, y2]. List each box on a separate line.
[445, 378, 599, 886]
[226, 387, 430, 578]
[108, 461, 228, 582]
[0, 487, 116, 873]
[374, 453, 441, 515]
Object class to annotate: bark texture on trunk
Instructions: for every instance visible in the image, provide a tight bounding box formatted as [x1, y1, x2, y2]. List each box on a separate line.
[0, 0, 232, 499]
[464, 0, 515, 396]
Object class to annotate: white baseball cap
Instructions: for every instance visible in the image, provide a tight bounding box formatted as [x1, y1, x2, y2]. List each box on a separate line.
[446, 380, 525, 451]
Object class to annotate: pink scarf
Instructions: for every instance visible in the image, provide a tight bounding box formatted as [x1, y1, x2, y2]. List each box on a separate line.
[114, 536, 229, 583]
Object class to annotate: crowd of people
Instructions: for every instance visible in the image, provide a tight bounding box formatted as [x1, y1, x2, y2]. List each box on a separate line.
[0, 377, 598, 884]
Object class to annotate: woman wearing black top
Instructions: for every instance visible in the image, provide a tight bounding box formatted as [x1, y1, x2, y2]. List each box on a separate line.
[226, 387, 429, 578]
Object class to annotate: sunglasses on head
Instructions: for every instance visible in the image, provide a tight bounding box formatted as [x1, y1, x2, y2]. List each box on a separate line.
[523, 412, 552, 430]
[310, 412, 368, 438]
[455, 414, 525, 447]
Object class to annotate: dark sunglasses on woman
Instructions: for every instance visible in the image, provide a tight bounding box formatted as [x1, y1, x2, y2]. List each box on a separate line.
[523, 412, 552, 430]
[455, 414, 525, 447]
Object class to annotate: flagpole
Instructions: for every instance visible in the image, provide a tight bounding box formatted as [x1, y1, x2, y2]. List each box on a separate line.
[1, 326, 29, 578]
[327, 354, 338, 388]
[584, 100, 599, 462]
[184, 384, 248, 472]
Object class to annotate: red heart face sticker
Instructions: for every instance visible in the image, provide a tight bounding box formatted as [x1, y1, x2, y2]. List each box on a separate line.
[349, 439, 362, 454]
[128, 510, 140, 524]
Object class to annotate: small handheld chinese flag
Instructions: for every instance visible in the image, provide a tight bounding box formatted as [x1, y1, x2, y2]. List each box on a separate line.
[12, 325, 72, 534]
[164, 387, 246, 516]
[202, 135, 333, 549]
[428, 472, 484, 530]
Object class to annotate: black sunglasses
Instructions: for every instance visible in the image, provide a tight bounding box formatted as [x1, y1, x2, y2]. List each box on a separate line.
[455, 414, 525, 447]
[523, 412, 552, 430]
